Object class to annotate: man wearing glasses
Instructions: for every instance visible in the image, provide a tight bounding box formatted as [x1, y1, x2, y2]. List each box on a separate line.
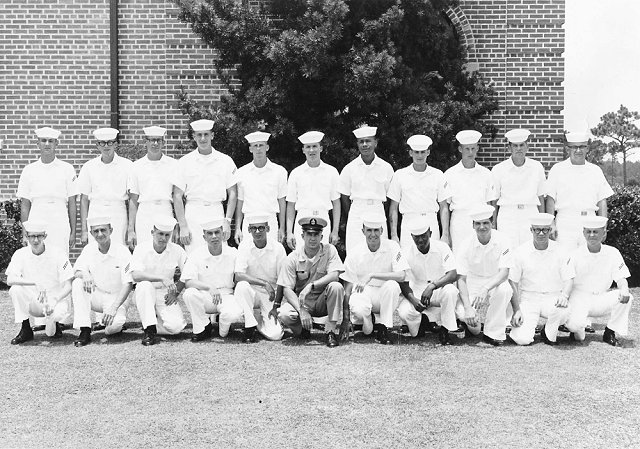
[6, 220, 74, 344]
[127, 126, 177, 248]
[76, 128, 132, 247]
[508, 213, 573, 346]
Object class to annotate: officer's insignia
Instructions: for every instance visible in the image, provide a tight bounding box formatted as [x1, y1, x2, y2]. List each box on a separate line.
[310, 218, 317, 225]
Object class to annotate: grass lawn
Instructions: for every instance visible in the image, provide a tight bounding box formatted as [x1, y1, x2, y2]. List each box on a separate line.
[1, 289, 639, 448]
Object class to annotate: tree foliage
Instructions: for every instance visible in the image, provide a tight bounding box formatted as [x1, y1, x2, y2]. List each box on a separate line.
[591, 104, 640, 186]
[606, 185, 640, 285]
[175, 0, 498, 171]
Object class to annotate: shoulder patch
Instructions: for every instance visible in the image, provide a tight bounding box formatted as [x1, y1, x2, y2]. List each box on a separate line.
[63, 261, 69, 270]
[396, 252, 402, 262]
[502, 248, 509, 256]
[124, 262, 130, 273]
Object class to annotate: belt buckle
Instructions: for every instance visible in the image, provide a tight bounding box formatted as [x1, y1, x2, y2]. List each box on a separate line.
[517, 204, 525, 210]
[367, 199, 374, 206]
[580, 211, 588, 216]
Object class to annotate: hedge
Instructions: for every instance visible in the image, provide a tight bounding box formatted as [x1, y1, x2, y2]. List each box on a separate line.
[606, 184, 640, 286]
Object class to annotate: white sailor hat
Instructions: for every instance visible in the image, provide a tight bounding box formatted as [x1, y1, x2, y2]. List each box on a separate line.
[143, 126, 167, 138]
[245, 131, 271, 144]
[87, 216, 111, 227]
[93, 128, 119, 141]
[565, 131, 590, 143]
[409, 219, 431, 236]
[469, 204, 495, 222]
[298, 216, 327, 230]
[505, 128, 531, 144]
[23, 220, 47, 233]
[530, 213, 555, 227]
[190, 119, 215, 132]
[245, 213, 270, 226]
[455, 130, 482, 145]
[582, 216, 608, 229]
[298, 131, 324, 145]
[407, 135, 433, 151]
[153, 216, 176, 232]
[200, 218, 225, 231]
[352, 126, 377, 139]
[35, 127, 61, 140]
[362, 213, 385, 229]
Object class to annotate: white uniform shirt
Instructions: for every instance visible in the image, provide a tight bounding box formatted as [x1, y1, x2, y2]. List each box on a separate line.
[6, 246, 73, 290]
[509, 241, 574, 293]
[235, 238, 287, 291]
[236, 159, 287, 214]
[545, 159, 613, 212]
[130, 241, 186, 287]
[570, 245, 630, 294]
[405, 239, 456, 291]
[286, 162, 340, 211]
[492, 157, 546, 206]
[74, 242, 132, 293]
[443, 161, 496, 210]
[387, 165, 449, 214]
[17, 158, 77, 201]
[457, 230, 512, 278]
[173, 149, 237, 202]
[338, 155, 394, 201]
[341, 239, 410, 287]
[76, 153, 132, 201]
[128, 155, 177, 202]
[180, 245, 237, 294]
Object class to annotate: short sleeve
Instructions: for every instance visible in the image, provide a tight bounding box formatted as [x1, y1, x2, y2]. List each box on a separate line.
[65, 163, 78, 197]
[16, 166, 32, 200]
[508, 250, 523, 283]
[390, 242, 410, 273]
[325, 245, 344, 273]
[559, 254, 575, 281]
[76, 163, 91, 196]
[338, 165, 352, 196]
[441, 245, 457, 273]
[340, 255, 358, 284]
[58, 257, 74, 283]
[276, 254, 298, 290]
[277, 166, 288, 198]
[234, 243, 250, 273]
[180, 258, 199, 282]
[129, 246, 146, 272]
[386, 172, 401, 202]
[5, 250, 24, 278]
[74, 247, 90, 273]
[611, 249, 631, 280]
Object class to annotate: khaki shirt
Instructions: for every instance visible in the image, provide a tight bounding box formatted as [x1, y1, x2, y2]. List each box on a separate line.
[277, 243, 344, 298]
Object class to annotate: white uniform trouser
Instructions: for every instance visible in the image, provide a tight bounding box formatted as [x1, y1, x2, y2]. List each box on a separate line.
[136, 201, 174, 246]
[242, 213, 279, 245]
[350, 281, 399, 334]
[509, 291, 569, 345]
[463, 277, 512, 341]
[30, 198, 70, 257]
[183, 287, 243, 337]
[184, 201, 224, 254]
[234, 281, 284, 340]
[134, 281, 186, 335]
[89, 200, 128, 247]
[346, 200, 387, 254]
[71, 278, 126, 334]
[279, 281, 345, 334]
[555, 210, 595, 250]
[293, 209, 330, 250]
[497, 204, 538, 248]
[450, 209, 473, 257]
[10, 285, 71, 337]
[397, 284, 458, 336]
[399, 212, 439, 253]
[565, 290, 633, 341]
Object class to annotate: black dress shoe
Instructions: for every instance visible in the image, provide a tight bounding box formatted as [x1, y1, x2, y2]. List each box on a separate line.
[482, 334, 503, 347]
[326, 331, 339, 348]
[142, 327, 158, 346]
[376, 325, 391, 345]
[11, 328, 34, 345]
[51, 322, 64, 339]
[298, 328, 311, 340]
[438, 327, 452, 346]
[242, 326, 257, 344]
[541, 326, 557, 346]
[74, 327, 91, 347]
[416, 314, 430, 338]
[585, 325, 596, 333]
[191, 322, 213, 342]
[603, 327, 619, 346]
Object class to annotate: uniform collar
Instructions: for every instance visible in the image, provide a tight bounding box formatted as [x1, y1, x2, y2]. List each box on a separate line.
[355, 154, 381, 166]
[303, 160, 326, 170]
[296, 244, 326, 263]
[247, 158, 273, 171]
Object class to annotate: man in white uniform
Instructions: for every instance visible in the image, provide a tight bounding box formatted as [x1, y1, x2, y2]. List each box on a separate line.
[342, 215, 410, 344]
[443, 130, 496, 255]
[17, 127, 77, 257]
[6, 220, 73, 344]
[491, 129, 546, 248]
[397, 220, 459, 345]
[277, 217, 346, 347]
[77, 127, 132, 247]
[131, 216, 187, 346]
[339, 126, 394, 253]
[127, 126, 177, 248]
[173, 119, 237, 254]
[545, 131, 613, 250]
[564, 216, 633, 346]
[71, 216, 133, 347]
[234, 214, 287, 341]
[509, 213, 573, 346]
[234, 131, 287, 245]
[286, 131, 341, 250]
[456, 205, 514, 346]
[181, 219, 247, 342]
[388, 134, 450, 252]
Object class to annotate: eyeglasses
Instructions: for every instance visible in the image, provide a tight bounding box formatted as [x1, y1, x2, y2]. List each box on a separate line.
[248, 225, 267, 233]
[96, 140, 117, 147]
[531, 227, 551, 235]
[26, 233, 46, 240]
[145, 138, 164, 143]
